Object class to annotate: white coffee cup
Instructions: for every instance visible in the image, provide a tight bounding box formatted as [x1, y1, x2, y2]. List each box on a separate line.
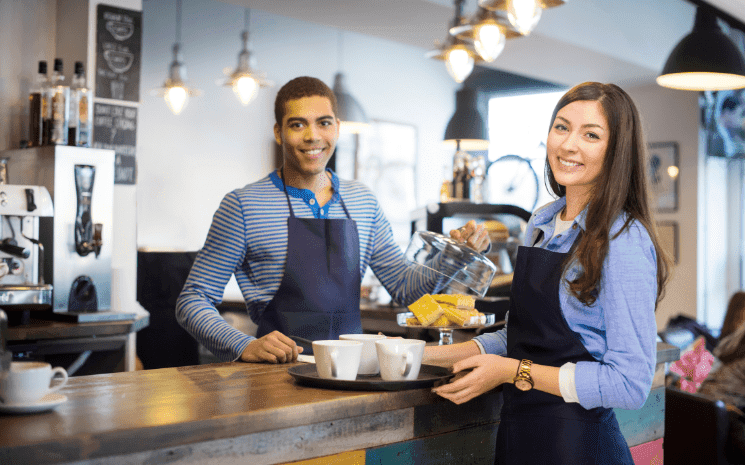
[312, 340, 363, 381]
[375, 339, 426, 381]
[0, 361, 68, 405]
[339, 334, 386, 376]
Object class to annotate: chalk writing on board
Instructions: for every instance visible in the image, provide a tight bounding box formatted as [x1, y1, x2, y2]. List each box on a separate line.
[92, 103, 137, 185]
[96, 4, 142, 102]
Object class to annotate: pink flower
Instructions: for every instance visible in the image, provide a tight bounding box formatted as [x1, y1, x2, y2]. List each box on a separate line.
[669, 336, 715, 393]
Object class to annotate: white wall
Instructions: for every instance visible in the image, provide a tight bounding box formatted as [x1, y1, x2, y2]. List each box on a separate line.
[626, 84, 700, 330]
[0, 0, 57, 150]
[137, 0, 459, 252]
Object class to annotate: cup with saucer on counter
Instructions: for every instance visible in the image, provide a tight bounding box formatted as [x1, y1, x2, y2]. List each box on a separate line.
[0, 361, 68, 414]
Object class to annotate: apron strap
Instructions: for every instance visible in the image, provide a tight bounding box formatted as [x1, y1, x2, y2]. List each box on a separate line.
[279, 167, 296, 218]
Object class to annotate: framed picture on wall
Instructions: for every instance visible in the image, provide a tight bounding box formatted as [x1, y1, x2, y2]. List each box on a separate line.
[648, 142, 679, 212]
[657, 221, 678, 265]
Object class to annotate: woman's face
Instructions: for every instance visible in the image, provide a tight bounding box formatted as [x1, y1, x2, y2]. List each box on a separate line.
[547, 100, 610, 200]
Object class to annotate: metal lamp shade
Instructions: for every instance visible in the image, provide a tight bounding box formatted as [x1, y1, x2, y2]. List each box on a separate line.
[333, 73, 370, 133]
[657, 7, 745, 91]
[444, 87, 489, 151]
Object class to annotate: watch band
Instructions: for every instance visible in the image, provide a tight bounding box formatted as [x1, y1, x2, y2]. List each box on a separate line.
[513, 359, 534, 390]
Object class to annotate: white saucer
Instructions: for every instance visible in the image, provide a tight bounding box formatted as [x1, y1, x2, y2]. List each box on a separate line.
[0, 393, 67, 414]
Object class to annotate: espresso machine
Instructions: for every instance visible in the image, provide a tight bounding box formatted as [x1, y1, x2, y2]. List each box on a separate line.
[1, 146, 115, 320]
[0, 184, 54, 323]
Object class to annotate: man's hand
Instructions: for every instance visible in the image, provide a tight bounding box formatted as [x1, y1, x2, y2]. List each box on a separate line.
[431, 354, 518, 404]
[240, 331, 303, 363]
[450, 220, 490, 253]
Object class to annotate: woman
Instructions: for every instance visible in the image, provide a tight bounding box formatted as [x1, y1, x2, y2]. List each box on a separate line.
[426, 82, 671, 464]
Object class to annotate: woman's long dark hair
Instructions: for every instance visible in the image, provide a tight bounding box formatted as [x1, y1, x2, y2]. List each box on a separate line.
[545, 82, 670, 307]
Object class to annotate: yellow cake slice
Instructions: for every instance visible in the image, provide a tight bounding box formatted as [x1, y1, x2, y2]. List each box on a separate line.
[432, 294, 476, 308]
[441, 305, 471, 326]
[430, 315, 452, 327]
[407, 294, 444, 326]
[406, 317, 421, 326]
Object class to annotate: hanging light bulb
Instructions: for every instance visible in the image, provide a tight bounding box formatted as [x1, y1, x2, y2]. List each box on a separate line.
[474, 22, 506, 62]
[151, 0, 200, 115]
[479, 0, 566, 37]
[165, 81, 188, 115]
[450, 7, 514, 63]
[152, 43, 201, 115]
[427, 0, 482, 83]
[506, 0, 542, 35]
[218, 9, 273, 106]
[445, 44, 476, 83]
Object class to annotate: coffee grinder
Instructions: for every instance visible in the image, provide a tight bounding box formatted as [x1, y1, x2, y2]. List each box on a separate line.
[1, 146, 123, 321]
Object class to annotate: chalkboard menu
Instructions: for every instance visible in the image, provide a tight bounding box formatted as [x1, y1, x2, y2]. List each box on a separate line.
[95, 5, 141, 102]
[92, 103, 137, 185]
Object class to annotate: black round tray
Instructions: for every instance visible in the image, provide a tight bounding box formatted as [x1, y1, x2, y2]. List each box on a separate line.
[287, 364, 453, 391]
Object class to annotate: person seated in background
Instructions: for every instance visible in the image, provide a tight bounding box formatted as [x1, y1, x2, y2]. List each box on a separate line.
[698, 291, 745, 463]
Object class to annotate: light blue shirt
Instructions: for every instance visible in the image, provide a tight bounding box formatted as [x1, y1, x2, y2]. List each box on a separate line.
[474, 197, 658, 410]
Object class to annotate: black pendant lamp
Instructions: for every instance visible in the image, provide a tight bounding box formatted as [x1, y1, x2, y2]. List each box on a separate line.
[444, 87, 489, 151]
[657, 6, 745, 91]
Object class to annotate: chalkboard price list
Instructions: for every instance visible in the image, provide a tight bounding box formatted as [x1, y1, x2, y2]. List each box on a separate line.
[92, 102, 137, 185]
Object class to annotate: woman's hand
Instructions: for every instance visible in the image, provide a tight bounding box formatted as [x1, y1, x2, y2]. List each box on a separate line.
[450, 220, 490, 253]
[432, 354, 519, 405]
[240, 331, 302, 363]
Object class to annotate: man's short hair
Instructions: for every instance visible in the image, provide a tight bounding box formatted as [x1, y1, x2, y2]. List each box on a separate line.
[274, 76, 338, 126]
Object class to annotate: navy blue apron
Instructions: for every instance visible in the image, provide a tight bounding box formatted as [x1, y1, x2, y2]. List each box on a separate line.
[496, 232, 634, 465]
[256, 170, 362, 354]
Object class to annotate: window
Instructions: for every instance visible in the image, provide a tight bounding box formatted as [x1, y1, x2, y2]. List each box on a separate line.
[487, 91, 565, 211]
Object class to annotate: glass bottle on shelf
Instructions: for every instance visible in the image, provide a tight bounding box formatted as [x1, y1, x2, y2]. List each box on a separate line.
[49, 58, 70, 146]
[452, 149, 471, 200]
[28, 61, 48, 147]
[469, 153, 487, 203]
[69, 61, 92, 147]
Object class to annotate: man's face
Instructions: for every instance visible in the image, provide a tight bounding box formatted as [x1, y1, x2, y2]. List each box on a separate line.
[274, 96, 339, 178]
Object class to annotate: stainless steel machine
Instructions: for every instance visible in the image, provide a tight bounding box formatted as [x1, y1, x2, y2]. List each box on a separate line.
[0, 184, 54, 315]
[1, 147, 114, 317]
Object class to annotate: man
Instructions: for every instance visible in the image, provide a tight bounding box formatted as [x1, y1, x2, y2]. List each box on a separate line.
[176, 76, 488, 364]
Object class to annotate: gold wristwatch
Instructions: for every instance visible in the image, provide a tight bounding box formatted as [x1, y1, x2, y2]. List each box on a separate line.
[513, 359, 534, 391]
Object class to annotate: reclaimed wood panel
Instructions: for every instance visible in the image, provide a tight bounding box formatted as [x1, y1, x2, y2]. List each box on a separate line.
[286, 450, 366, 465]
[630, 438, 664, 465]
[615, 386, 665, 447]
[366, 423, 498, 465]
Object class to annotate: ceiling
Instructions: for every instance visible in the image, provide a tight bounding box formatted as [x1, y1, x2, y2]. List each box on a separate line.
[218, 0, 745, 88]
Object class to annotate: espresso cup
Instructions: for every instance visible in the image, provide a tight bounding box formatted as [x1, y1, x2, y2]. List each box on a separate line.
[0, 361, 68, 405]
[312, 340, 363, 381]
[339, 334, 386, 376]
[375, 339, 426, 381]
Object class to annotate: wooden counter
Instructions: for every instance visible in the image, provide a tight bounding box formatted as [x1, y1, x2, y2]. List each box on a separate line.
[0, 343, 679, 465]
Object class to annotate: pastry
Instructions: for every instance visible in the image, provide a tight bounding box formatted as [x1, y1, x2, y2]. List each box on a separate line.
[407, 294, 444, 326]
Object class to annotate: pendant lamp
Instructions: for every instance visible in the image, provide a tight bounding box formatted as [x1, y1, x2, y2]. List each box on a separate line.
[427, 0, 483, 83]
[333, 32, 370, 133]
[450, 7, 517, 62]
[444, 87, 489, 151]
[657, 6, 745, 91]
[478, 0, 567, 36]
[151, 0, 200, 115]
[218, 8, 273, 105]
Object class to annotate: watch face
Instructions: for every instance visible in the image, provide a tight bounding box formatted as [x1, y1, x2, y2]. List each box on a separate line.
[515, 379, 532, 391]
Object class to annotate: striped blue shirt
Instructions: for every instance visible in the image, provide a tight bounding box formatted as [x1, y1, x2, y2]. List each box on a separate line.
[474, 197, 658, 410]
[176, 169, 436, 362]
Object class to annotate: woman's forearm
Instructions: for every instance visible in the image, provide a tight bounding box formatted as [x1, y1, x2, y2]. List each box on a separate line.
[423, 341, 482, 367]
